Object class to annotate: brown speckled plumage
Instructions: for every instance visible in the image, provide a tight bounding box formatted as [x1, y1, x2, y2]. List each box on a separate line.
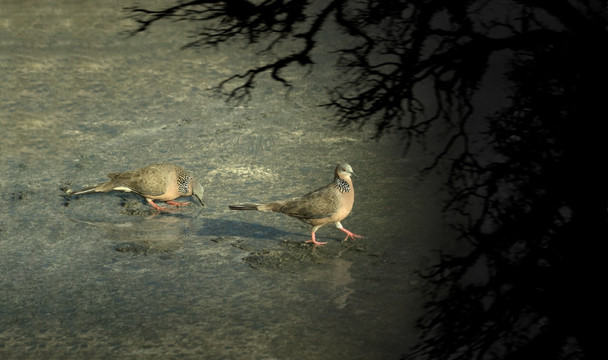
[68, 163, 204, 211]
[229, 163, 362, 246]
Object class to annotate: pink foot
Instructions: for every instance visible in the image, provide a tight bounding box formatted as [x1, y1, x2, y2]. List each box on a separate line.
[305, 232, 327, 246]
[340, 228, 363, 242]
[146, 199, 172, 212]
[305, 239, 328, 246]
[166, 200, 190, 207]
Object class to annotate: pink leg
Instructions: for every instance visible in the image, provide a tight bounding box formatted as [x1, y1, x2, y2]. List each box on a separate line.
[146, 198, 170, 211]
[305, 231, 327, 246]
[337, 222, 363, 242]
[166, 200, 190, 206]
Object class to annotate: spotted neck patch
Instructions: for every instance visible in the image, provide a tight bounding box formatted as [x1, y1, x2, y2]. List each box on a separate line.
[334, 178, 351, 193]
[177, 173, 190, 194]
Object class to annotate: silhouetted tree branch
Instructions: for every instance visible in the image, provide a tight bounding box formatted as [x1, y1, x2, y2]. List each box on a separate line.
[127, 0, 324, 102]
[406, 6, 607, 357]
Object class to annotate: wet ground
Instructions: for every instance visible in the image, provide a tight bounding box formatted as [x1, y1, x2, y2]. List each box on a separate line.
[1, 1, 454, 359]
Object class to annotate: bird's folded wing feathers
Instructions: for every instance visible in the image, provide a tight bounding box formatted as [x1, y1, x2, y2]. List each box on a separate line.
[276, 189, 338, 220]
[108, 172, 165, 196]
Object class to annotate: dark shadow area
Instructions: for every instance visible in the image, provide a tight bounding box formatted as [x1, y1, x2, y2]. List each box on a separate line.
[197, 218, 305, 240]
[125, 1, 607, 359]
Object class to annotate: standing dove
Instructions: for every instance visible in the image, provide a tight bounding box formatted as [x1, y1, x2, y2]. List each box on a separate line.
[229, 163, 362, 246]
[67, 163, 204, 211]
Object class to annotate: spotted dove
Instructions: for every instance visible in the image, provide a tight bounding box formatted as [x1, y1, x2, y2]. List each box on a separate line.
[67, 163, 204, 211]
[229, 163, 362, 246]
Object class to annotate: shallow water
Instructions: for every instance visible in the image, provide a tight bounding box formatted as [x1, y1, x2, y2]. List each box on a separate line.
[1, 1, 454, 359]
